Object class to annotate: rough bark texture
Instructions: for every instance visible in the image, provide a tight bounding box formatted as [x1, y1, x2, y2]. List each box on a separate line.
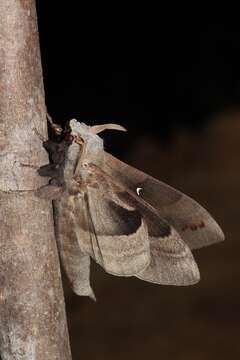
[0, 1, 72, 359]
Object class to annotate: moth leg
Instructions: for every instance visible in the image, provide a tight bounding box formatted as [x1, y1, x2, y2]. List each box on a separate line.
[46, 113, 63, 135]
[74, 139, 86, 175]
[33, 127, 47, 142]
[42, 139, 59, 156]
[35, 184, 64, 200]
[38, 163, 61, 178]
[33, 113, 62, 141]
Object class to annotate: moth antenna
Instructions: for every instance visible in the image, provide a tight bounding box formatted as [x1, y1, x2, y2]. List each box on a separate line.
[90, 123, 127, 134]
[46, 113, 63, 135]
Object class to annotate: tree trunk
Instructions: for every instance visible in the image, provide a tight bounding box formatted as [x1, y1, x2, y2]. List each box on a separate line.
[0, 1, 72, 359]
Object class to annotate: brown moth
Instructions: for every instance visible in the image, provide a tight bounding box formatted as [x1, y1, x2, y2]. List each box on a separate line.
[37, 118, 224, 300]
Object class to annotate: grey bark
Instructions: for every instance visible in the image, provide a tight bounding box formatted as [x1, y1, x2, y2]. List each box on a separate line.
[0, 1, 72, 359]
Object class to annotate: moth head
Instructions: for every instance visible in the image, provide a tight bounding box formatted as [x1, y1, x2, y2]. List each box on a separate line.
[65, 119, 127, 168]
[68, 120, 102, 154]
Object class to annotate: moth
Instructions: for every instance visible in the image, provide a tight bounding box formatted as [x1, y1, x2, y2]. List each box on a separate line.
[37, 117, 224, 300]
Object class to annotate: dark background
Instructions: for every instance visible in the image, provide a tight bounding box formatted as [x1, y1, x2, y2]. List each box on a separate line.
[36, 4, 240, 359]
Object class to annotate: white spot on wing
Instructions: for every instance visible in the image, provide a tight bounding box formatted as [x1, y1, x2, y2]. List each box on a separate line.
[136, 187, 142, 196]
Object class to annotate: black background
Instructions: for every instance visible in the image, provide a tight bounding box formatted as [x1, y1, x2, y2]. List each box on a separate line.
[36, 3, 240, 360]
[36, 4, 240, 142]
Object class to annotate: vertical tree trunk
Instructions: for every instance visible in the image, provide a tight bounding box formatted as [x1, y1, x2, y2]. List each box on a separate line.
[0, 1, 72, 359]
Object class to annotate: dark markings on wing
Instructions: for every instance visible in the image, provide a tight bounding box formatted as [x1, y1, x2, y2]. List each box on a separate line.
[106, 200, 142, 235]
[80, 173, 150, 276]
[77, 193, 142, 236]
[117, 191, 171, 238]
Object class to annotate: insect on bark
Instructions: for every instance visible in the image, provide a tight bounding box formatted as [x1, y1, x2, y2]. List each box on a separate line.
[36, 117, 224, 300]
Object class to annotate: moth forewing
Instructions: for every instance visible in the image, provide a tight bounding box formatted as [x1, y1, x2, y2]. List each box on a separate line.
[104, 152, 224, 250]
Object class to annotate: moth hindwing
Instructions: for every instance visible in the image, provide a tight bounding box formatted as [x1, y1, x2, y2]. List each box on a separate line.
[37, 118, 224, 299]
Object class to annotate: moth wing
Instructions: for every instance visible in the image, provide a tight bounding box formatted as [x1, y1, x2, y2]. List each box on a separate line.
[83, 174, 151, 277]
[104, 152, 224, 250]
[54, 195, 95, 300]
[136, 235, 200, 285]
[136, 233, 200, 285]
[88, 164, 200, 285]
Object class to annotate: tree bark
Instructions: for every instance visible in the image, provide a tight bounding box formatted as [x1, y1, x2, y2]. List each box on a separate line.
[0, 1, 72, 359]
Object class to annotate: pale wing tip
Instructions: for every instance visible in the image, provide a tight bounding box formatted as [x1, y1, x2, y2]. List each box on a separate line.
[185, 219, 225, 250]
[212, 217, 225, 243]
[136, 249, 201, 286]
[180, 264, 201, 286]
[136, 268, 200, 286]
[206, 220, 225, 247]
[176, 252, 201, 286]
[218, 226, 225, 242]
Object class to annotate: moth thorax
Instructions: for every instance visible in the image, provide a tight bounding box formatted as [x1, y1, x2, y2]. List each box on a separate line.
[64, 142, 80, 178]
[82, 136, 104, 164]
